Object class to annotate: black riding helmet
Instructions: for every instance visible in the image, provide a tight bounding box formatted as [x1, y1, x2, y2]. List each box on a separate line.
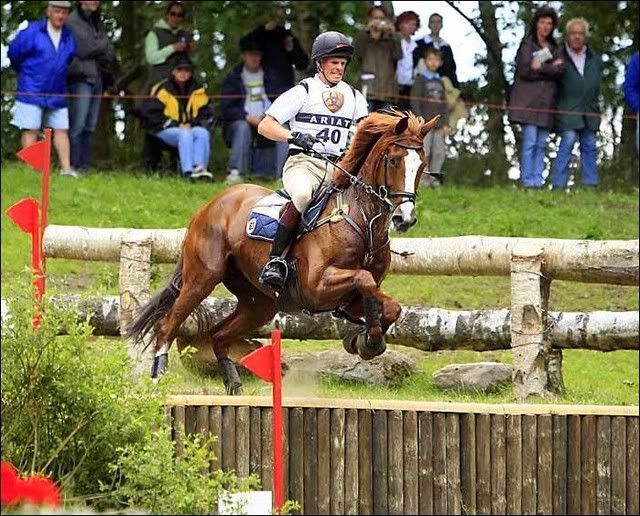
[311, 31, 354, 86]
[311, 31, 354, 63]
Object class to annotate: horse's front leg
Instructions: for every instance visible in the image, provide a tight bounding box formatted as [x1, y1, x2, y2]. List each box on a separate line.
[319, 266, 401, 359]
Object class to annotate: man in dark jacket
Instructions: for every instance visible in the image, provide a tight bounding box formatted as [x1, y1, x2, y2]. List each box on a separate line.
[551, 18, 603, 189]
[221, 36, 288, 182]
[66, 1, 116, 171]
[413, 13, 459, 88]
[8, 1, 77, 177]
[242, 4, 309, 95]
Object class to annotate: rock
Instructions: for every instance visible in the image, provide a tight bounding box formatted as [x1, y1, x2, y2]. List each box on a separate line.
[433, 362, 512, 392]
[284, 349, 417, 387]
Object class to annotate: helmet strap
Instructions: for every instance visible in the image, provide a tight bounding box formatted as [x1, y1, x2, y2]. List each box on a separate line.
[316, 58, 346, 87]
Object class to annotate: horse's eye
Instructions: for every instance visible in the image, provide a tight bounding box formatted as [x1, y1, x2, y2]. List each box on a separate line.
[388, 157, 399, 167]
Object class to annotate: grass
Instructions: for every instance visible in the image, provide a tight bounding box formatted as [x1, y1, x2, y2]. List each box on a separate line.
[2, 161, 639, 405]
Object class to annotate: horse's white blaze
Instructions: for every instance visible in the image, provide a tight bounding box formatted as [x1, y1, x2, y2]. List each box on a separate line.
[399, 149, 421, 221]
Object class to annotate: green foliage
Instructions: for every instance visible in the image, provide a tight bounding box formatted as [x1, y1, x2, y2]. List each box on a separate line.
[0, 278, 255, 512]
[110, 430, 259, 515]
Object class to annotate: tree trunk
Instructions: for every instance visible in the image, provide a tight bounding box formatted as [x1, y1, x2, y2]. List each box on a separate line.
[20, 295, 638, 352]
[478, 1, 508, 181]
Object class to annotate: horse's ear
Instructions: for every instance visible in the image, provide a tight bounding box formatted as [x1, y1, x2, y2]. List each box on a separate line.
[419, 115, 440, 139]
[394, 116, 410, 135]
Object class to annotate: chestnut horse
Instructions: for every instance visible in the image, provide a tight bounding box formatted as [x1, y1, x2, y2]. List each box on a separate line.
[126, 110, 438, 393]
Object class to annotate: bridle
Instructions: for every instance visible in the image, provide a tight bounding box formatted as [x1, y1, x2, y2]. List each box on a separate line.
[309, 139, 425, 210]
[309, 139, 425, 267]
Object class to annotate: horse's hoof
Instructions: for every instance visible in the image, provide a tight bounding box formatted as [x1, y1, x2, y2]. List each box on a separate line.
[151, 352, 169, 378]
[342, 327, 364, 355]
[357, 334, 386, 361]
[225, 382, 243, 396]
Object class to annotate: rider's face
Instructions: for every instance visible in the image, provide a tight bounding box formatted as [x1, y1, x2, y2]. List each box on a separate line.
[320, 57, 348, 84]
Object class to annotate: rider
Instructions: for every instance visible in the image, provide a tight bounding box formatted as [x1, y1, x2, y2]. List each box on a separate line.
[257, 31, 369, 290]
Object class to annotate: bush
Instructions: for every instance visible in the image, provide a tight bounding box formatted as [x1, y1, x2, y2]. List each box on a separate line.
[1, 281, 254, 513]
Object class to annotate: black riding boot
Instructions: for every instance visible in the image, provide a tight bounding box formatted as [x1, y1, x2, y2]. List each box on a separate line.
[259, 203, 300, 289]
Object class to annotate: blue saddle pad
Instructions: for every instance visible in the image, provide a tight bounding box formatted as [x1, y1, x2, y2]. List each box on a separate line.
[246, 187, 335, 242]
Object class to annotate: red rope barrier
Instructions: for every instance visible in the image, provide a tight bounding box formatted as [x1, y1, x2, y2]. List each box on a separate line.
[2, 90, 637, 120]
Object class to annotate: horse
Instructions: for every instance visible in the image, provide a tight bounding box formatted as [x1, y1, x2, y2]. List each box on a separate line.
[126, 109, 439, 394]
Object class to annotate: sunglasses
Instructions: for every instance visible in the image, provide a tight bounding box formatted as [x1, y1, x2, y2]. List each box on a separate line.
[168, 11, 185, 18]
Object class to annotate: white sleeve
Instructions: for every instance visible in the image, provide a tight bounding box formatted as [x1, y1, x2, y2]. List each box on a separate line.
[265, 84, 307, 124]
[354, 90, 369, 121]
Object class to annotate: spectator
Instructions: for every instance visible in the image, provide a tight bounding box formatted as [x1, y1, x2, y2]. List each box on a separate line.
[243, 4, 309, 95]
[395, 10, 420, 112]
[624, 50, 639, 153]
[222, 37, 288, 184]
[8, 1, 77, 177]
[144, 1, 194, 86]
[551, 18, 603, 190]
[411, 47, 450, 187]
[507, 5, 565, 189]
[413, 13, 459, 88]
[353, 5, 403, 112]
[66, 1, 116, 172]
[139, 54, 214, 181]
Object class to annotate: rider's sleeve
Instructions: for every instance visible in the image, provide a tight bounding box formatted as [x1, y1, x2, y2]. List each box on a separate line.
[265, 84, 307, 125]
[353, 90, 369, 122]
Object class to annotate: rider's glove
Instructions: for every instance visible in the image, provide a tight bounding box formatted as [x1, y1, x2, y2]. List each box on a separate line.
[288, 132, 318, 151]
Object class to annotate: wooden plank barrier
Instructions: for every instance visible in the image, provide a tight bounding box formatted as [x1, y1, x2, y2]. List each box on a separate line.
[166, 396, 639, 515]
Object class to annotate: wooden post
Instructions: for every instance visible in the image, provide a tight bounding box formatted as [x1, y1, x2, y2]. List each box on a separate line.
[542, 276, 565, 394]
[510, 244, 552, 400]
[119, 235, 153, 376]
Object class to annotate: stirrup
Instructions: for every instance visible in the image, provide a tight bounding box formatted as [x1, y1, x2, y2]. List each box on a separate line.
[259, 257, 289, 288]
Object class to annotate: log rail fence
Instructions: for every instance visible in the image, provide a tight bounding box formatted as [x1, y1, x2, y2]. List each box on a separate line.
[41, 225, 639, 399]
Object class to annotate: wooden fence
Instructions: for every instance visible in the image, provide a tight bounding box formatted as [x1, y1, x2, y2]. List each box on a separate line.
[167, 396, 640, 515]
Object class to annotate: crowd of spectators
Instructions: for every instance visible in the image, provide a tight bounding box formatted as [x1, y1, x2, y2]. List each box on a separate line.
[6, 1, 639, 190]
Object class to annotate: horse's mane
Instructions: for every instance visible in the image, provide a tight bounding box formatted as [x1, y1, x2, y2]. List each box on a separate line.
[336, 109, 426, 185]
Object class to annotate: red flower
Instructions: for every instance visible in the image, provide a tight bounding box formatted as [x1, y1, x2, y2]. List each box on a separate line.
[1, 461, 21, 506]
[20, 476, 61, 507]
[1, 461, 61, 508]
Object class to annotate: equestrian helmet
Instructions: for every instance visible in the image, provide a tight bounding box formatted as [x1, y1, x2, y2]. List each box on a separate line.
[311, 31, 354, 63]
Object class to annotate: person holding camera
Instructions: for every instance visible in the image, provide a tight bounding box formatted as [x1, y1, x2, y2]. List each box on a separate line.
[144, 1, 195, 85]
[353, 6, 402, 112]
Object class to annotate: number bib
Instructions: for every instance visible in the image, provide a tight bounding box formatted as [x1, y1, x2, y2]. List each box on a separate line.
[266, 75, 369, 157]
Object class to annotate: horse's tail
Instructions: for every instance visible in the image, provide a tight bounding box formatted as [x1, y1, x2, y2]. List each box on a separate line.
[124, 255, 184, 351]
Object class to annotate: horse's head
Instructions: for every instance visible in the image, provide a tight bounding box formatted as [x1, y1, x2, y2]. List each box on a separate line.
[337, 109, 439, 232]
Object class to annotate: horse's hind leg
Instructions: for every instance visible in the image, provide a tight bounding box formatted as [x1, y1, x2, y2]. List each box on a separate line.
[152, 253, 224, 378]
[212, 271, 277, 394]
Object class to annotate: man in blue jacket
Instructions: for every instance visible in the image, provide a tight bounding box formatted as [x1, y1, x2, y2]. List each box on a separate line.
[8, 1, 77, 177]
[624, 50, 639, 153]
[221, 36, 288, 183]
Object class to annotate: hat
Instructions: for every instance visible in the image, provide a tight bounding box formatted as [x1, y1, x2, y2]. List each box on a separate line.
[170, 53, 194, 70]
[48, 1, 72, 8]
[239, 36, 261, 53]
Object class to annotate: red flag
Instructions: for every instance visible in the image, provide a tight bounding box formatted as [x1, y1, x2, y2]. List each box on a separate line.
[6, 198, 39, 234]
[240, 345, 274, 383]
[16, 139, 49, 175]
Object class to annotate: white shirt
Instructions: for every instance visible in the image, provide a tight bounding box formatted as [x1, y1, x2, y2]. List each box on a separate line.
[397, 38, 417, 86]
[47, 20, 62, 50]
[566, 44, 587, 76]
[423, 34, 450, 50]
[266, 75, 369, 156]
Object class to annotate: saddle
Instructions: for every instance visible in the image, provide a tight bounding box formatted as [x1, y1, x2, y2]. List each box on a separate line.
[245, 184, 348, 242]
